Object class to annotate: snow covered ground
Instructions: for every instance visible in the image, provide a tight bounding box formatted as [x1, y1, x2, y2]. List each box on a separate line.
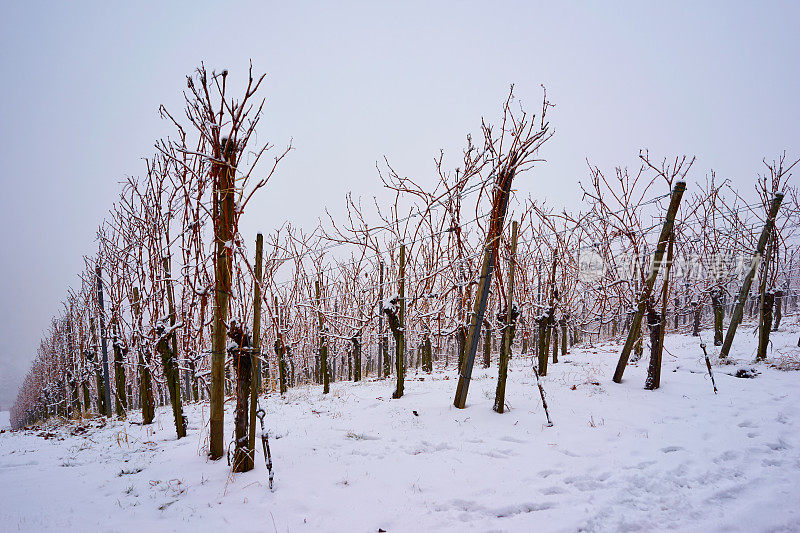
[1, 321, 799, 532]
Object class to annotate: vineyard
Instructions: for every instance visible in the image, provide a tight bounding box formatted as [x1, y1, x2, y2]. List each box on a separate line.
[4, 63, 800, 531]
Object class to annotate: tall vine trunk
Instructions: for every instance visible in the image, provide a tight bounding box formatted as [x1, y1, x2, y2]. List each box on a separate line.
[111, 316, 127, 418]
[773, 290, 783, 331]
[209, 139, 235, 459]
[644, 306, 662, 390]
[161, 256, 185, 439]
[131, 287, 154, 424]
[230, 323, 253, 473]
[756, 291, 774, 360]
[388, 244, 406, 399]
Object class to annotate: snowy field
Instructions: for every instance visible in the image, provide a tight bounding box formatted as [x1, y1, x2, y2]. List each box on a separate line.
[1, 322, 799, 533]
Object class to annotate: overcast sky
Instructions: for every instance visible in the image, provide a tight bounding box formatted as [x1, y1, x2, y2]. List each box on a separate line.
[1, 1, 798, 408]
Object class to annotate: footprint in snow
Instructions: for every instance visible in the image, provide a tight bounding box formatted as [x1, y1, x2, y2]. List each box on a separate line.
[492, 502, 554, 517]
[661, 446, 683, 453]
[540, 485, 567, 495]
[624, 460, 657, 470]
[737, 420, 758, 428]
[499, 435, 527, 444]
[765, 438, 790, 451]
[537, 469, 560, 478]
[713, 450, 738, 463]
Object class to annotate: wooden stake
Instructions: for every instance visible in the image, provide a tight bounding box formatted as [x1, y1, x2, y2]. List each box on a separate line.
[248, 233, 263, 465]
[96, 266, 112, 418]
[454, 245, 493, 408]
[494, 220, 518, 413]
[316, 279, 329, 394]
[613, 181, 686, 383]
[720, 193, 784, 359]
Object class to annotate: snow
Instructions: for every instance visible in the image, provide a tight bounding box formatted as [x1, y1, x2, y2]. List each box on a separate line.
[1, 321, 799, 532]
[383, 294, 399, 314]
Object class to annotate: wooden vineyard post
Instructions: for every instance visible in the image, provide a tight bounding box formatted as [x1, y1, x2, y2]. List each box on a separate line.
[613, 181, 686, 383]
[454, 246, 494, 408]
[316, 279, 329, 394]
[537, 314, 548, 376]
[711, 289, 724, 346]
[248, 233, 263, 467]
[96, 266, 113, 418]
[377, 261, 389, 377]
[275, 296, 287, 395]
[720, 193, 784, 359]
[210, 139, 235, 459]
[352, 332, 362, 382]
[648, 231, 674, 390]
[483, 321, 491, 368]
[755, 229, 776, 360]
[552, 322, 559, 364]
[494, 221, 518, 413]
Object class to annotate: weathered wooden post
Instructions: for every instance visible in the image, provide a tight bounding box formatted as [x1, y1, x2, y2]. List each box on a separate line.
[711, 288, 724, 346]
[378, 261, 385, 378]
[423, 329, 432, 373]
[552, 321, 559, 364]
[316, 279, 329, 394]
[494, 220, 518, 414]
[96, 266, 113, 418]
[483, 320, 492, 368]
[352, 332, 362, 382]
[275, 296, 288, 395]
[248, 233, 263, 465]
[454, 246, 493, 408]
[210, 138, 236, 459]
[537, 313, 549, 376]
[720, 193, 784, 359]
[651, 231, 675, 389]
[613, 181, 686, 383]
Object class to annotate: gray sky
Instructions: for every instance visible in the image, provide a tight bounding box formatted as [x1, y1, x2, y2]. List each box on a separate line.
[1, 1, 798, 408]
